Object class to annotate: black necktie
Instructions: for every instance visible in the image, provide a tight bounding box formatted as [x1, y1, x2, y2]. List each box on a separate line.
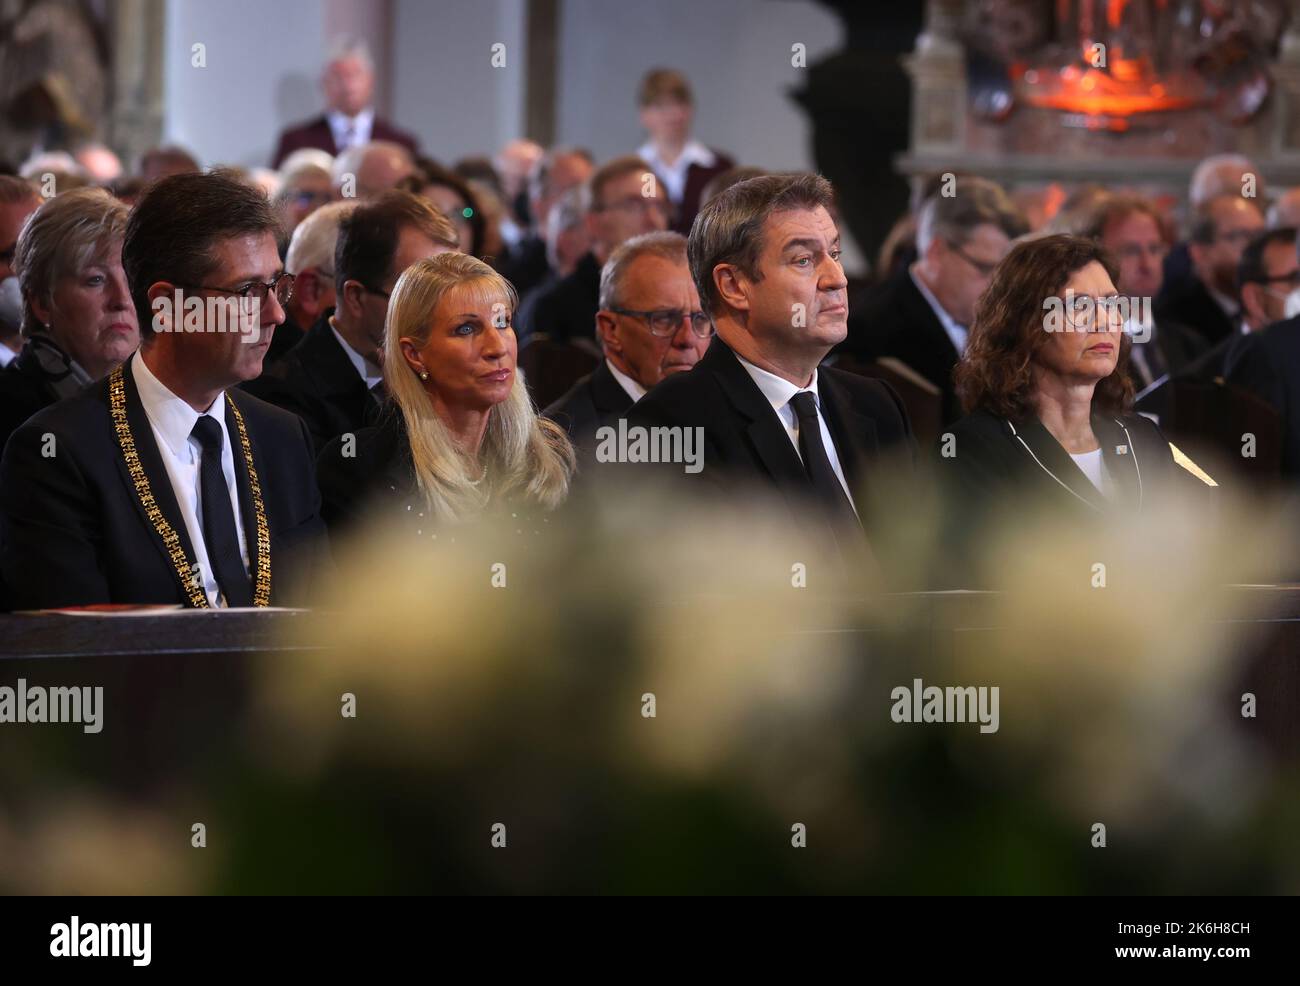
[789, 391, 859, 531]
[190, 415, 252, 608]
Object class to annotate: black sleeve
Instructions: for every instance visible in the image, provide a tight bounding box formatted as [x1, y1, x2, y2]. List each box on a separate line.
[0, 420, 111, 609]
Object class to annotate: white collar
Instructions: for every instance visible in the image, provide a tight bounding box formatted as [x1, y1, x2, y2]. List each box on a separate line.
[327, 106, 374, 132]
[909, 265, 965, 336]
[1206, 284, 1239, 318]
[605, 358, 646, 401]
[329, 316, 383, 387]
[637, 139, 716, 172]
[734, 352, 820, 414]
[131, 351, 227, 459]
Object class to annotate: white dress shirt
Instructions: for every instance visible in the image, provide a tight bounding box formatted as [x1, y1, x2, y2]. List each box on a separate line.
[131, 354, 249, 607]
[0, 342, 16, 367]
[329, 318, 383, 389]
[910, 265, 968, 355]
[734, 354, 856, 510]
[327, 107, 374, 153]
[637, 139, 716, 206]
[606, 358, 646, 402]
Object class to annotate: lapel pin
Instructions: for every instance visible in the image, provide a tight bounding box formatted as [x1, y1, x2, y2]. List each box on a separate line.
[1116, 444, 1128, 455]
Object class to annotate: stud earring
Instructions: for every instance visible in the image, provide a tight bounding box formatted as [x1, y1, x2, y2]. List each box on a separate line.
[418, 370, 429, 381]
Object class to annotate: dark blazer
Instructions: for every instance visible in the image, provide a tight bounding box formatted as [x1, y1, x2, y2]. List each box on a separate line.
[1154, 274, 1235, 347]
[839, 267, 962, 424]
[316, 404, 411, 536]
[626, 339, 914, 557]
[0, 353, 327, 610]
[264, 312, 305, 368]
[933, 407, 1179, 585]
[496, 234, 551, 301]
[1226, 315, 1300, 477]
[243, 312, 381, 454]
[672, 150, 736, 235]
[271, 114, 419, 168]
[543, 359, 636, 464]
[522, 251, 601, 344]
[0, 338, 66, 454]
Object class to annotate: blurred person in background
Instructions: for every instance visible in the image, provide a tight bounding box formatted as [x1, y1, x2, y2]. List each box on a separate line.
[0, 175, 41, 366]
[1082, 193, 1208, 390]
[273, 148, 335, 249]
[840, 176, 1026, 424]
[523, 155, 669, 343]
[331, 140, 415, 201]
[498, 147, 594, 297]
[1155, 193, 1264, 347]
[272, 38, 417, 167]
[635, 68, 734, 234]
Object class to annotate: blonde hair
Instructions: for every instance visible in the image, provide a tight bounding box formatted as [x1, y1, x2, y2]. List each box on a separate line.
[383, 253, 574, 523]
[14, 186, 129, 338]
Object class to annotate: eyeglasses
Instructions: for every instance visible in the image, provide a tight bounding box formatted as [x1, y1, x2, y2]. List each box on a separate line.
[1062, 292, 1127, 330]
[610, 307, 713, 338]
[1247, 269, 1300, 288]
[187, 271, 295, 306]
[947, 240, 999, 278]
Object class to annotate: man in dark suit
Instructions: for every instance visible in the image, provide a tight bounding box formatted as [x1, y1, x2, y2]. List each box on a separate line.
[271, 41, 417, 168]
[246, 191, 457, 452]
[0, 172, 328, 610]
[1154, 194, 1263, 347]
[626, 173, 914, 567]
[544, 231, 711, 463]
[839, 177, 1026, 423]
[523, 156, 670, 344]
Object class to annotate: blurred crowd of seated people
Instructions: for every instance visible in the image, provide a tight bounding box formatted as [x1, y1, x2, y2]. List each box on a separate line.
[2, 36, 1299, 611]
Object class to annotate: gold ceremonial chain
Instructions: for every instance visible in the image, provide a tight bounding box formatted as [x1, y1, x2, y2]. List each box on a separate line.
[109, 365, 271, 607]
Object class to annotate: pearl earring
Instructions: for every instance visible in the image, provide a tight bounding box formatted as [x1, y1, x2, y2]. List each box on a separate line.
[419, 370, 429, 381]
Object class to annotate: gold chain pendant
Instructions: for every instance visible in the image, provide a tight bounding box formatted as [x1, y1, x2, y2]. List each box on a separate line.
[109, 365, 272, 608]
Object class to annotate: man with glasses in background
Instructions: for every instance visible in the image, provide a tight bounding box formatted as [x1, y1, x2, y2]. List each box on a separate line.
[545, 231, 712, 464]
[839, 176, 1026, 424]
[0, 171, 328, 609]
[523, 155, 671, 345]
[1155, 193, 1265, 348]
[249, 190, 458, 453]
[1082, 193, 1210, 393]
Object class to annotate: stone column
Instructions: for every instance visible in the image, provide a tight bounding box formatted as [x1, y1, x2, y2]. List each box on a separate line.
[106, 0, 165, 168]
[902, 0, 967, 157]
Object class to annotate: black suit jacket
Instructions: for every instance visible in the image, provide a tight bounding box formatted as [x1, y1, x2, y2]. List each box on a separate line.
[839, 268, 962, 424]
[271, 114, 419, 168]
[626, 340, 914, 557]
[243, 313, 380, 454]
[1226, 315, 1300, 477]
[543, 360, 636, 464]
[933, 407, 1179, 585]
[522, 251, 601, 344]
[0, 354, 327, 610]
[1154, 274, 1235, 347]
[0, 339, 63, 454]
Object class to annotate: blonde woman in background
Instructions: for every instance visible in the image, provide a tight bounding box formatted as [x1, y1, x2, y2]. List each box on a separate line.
[316, 252, 574, 534]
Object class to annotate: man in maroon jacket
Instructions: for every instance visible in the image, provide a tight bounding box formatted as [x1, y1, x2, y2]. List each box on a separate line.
[272, 40, 418, 168]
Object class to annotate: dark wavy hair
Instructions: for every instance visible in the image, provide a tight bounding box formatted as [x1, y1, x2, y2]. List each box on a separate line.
[954, 233, 1135, 420]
